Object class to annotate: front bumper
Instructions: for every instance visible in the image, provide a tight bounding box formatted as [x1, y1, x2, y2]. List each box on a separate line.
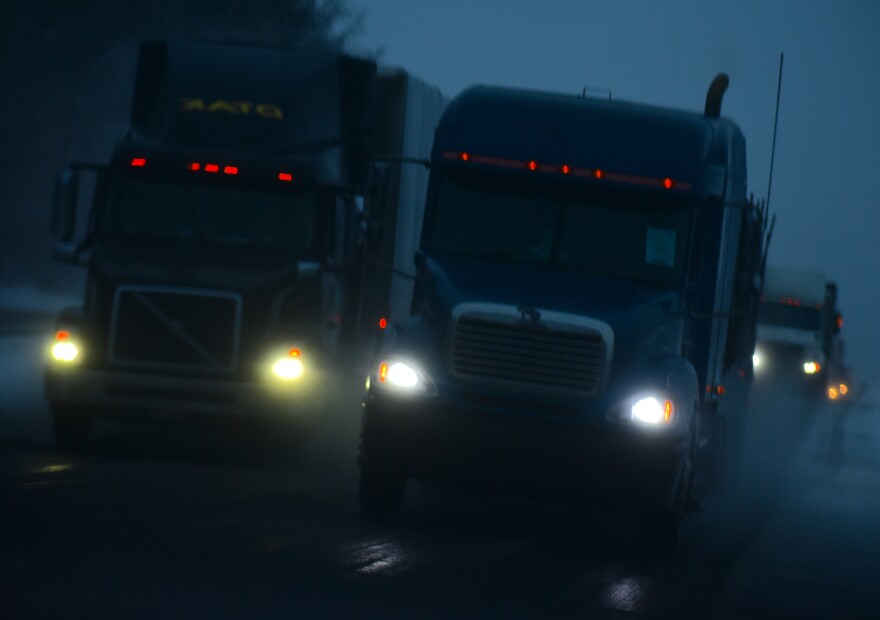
[45, 365, 325, 420]
[362, 395, 689, 512]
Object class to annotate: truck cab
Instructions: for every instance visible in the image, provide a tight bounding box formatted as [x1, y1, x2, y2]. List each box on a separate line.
[359, 78, 767, 549]
[753, 266, 843, 396]
[44, 40, 446, 443]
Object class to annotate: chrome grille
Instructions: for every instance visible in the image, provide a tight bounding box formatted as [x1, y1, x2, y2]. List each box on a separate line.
[450, 304, 612, 396]
[109, 286, 242, 373]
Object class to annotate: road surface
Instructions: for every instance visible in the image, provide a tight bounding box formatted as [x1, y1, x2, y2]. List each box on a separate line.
[2, 329, 879, 618]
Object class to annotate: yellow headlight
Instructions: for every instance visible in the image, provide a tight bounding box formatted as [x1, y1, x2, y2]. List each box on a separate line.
[272, 357, 304, 380]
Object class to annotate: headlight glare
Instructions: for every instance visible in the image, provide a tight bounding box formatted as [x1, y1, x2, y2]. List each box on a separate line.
[51, 340, 79, 363]
[374, 359, 435, 395]
[752, 351, 762, 369]
[803, 361, 821, 375]
[50, 330, 81, 364]
[271, 347, 304, 381]
[272, 357, 304, 380]
[631, 396, 674, 425]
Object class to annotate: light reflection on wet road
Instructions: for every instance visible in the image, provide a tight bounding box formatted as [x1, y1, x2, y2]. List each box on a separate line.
[2, 333, 879, 618]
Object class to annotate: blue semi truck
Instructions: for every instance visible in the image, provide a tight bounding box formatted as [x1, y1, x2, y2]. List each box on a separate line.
[44, 40, 446, 443]
[359, 75, 769, 549]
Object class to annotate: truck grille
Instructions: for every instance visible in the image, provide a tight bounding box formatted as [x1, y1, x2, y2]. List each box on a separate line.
[109, 286, 242, 373]
[450, 304, 612, 396]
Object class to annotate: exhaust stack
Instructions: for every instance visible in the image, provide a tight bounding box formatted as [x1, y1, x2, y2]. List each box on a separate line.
[704, 73, 730, 118]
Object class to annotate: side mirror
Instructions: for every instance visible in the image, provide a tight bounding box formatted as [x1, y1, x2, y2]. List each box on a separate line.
[52, 168, 78, 242]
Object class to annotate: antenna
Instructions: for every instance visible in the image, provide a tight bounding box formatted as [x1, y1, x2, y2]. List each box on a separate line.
[766, 52, 784, 213]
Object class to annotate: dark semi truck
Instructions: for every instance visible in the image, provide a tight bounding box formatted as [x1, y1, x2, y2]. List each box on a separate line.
[359, 76, 769, 549]
[45, 40, 446, 443]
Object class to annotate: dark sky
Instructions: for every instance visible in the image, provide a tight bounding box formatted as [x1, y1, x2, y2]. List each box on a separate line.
[347, 0, 880, 378]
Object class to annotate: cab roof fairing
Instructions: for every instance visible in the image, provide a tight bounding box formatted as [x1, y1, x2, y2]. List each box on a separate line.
[128, 39, 378, 191]
[430, 85, 746, 200]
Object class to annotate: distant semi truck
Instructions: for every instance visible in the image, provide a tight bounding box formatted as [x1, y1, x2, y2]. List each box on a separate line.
[753, 266, 844, 396]
[358, 75, 769, 550]
[45, 40, 447, 443]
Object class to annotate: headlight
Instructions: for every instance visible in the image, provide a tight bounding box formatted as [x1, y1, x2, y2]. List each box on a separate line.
[373, 359, 436, 395]
[803, 361, 821, 375]
[271, 347, 304, 381]
[50, 330, 81, 364]
[611, 393, 677, 427]
[752, 351, 763, 370]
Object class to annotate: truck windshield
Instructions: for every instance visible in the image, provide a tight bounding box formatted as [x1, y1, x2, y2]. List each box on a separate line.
[758, 303, 822, 331]
[428, 168, 692, 287]
[101, 175, 316, 251]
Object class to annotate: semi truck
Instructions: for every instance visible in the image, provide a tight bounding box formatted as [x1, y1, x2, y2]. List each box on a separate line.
[359, 75, 769, 549]
[753, 265, 844, 395]
[44, 40, 446, 443]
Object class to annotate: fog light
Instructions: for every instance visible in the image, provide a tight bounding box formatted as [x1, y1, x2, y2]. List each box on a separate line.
[51, 341, 79, 363]
[272, 357, 304, 380]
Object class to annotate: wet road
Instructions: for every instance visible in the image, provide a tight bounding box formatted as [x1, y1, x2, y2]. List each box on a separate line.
[2, 332, 879, 618]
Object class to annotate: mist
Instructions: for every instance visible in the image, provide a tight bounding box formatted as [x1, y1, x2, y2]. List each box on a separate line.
[345, 0, 880, 382]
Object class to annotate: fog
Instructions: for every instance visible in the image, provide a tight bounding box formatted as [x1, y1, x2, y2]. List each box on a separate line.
[346, 0, 880, 381]
[2, 1, 877, 380]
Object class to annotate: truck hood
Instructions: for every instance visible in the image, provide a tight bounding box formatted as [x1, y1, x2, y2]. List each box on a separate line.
[421, 256, 685, 371]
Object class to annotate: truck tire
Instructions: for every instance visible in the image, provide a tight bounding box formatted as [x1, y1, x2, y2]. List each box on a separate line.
[638, 424, 695, 554]
[51, 404, 92, 447]
[359, 458, 405, 517]
[638, 460, 689, 555]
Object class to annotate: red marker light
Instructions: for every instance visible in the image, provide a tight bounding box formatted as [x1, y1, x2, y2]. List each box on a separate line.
[378, 317, 388, 329]
[223, 165, 238, 175]
[459, 152, 470, 162]
[663, 177, 673, 189]
[716, 385, 725, 395]
[55, 330, 70, 341]
[288, 348, 301, 358]
[190, 162, 201, 171]
[278, 172, 293, 182]
[561, 164, 571, 175]
[130, 157, 147, 167]
[527, 160, 538, 171]
[204, 163, 220, 173]
[594, 169, 604, 179]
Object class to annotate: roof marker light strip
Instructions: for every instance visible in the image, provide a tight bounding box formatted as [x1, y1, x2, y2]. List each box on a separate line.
[442, 150, 691, 190]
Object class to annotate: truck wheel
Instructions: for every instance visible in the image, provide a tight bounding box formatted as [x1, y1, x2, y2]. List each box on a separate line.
[359, 458, 405, 517]
[639, 430, 694, 555]
[52, 405, 92, 447]
[638, 464, 688, 555]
